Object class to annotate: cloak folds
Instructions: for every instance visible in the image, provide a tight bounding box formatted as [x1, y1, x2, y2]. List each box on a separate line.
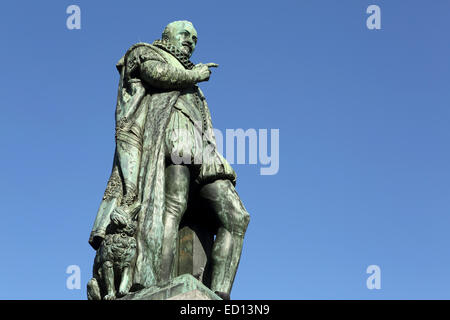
[89, 43, 181, 288]
[88, 43, 230, 288]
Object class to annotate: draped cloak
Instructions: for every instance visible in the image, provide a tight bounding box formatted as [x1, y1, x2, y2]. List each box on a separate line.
[88, 43, 236, 288]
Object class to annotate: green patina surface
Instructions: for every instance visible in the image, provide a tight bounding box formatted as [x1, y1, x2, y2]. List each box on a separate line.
[87, 20, 250, 301]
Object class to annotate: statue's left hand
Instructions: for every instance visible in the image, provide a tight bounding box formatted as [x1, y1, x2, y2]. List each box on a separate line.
[111, 209, 129, 227]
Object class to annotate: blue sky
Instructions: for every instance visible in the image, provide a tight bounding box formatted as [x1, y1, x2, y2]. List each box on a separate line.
[0, 0, 449, 299]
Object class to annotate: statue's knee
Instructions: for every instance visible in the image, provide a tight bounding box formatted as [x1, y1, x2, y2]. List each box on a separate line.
[164, 164, 190, 219]
[164, 206, 184, 226]
[216, 179, 233, 190]
[242, 210, 250, 229]
[213, 179, 250, 236]
[234, 210, 250, 236]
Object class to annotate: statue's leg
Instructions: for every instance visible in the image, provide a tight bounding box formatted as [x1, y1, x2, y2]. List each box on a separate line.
[198, 179, 250, 298]
[160, 164, 190, 283]
[117, 266, 131, 297]
[102, 261, 116, 300]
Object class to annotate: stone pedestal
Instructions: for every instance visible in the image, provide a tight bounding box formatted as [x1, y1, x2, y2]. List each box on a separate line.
[119, 274, 221, 300]
[119, 205, 219, 300]
[175, 225, 214, 287]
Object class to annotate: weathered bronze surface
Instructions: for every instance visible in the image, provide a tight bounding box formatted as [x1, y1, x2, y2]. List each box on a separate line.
[88, 20, 250, 300]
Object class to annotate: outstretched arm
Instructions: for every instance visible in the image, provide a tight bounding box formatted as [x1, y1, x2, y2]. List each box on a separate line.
[139, 60, 203, 90]
[125, 45, 216, 90]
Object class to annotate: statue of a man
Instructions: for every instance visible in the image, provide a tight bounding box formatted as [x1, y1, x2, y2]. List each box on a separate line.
[88, 20, 250, 300]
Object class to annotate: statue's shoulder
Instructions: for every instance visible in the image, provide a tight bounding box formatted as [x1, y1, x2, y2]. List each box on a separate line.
[116, 42, 165, 72]
[125, 42, 163, 57]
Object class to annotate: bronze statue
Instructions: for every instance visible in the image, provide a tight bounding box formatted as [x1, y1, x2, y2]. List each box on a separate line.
[88, 20, 250, 300]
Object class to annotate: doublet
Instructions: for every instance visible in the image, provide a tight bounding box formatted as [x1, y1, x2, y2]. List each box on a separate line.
[124, 43, 236, 185]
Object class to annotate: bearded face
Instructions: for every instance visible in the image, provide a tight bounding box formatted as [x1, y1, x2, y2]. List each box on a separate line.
[163, 21, 198, 58]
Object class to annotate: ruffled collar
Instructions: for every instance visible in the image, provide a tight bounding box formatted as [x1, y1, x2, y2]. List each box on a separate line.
[152, 39, 195, 70]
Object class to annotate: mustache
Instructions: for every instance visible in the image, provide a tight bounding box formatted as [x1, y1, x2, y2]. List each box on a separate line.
[181, 42, 193, 51]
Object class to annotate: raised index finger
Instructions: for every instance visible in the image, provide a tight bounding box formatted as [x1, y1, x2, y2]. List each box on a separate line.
[205, 63, 219, 68]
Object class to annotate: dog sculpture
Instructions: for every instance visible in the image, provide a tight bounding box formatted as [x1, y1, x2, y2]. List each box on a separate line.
[87, 208, 138, 300]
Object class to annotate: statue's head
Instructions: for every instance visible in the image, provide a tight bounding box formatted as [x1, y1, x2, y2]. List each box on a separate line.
[162, 20, 197, 58]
